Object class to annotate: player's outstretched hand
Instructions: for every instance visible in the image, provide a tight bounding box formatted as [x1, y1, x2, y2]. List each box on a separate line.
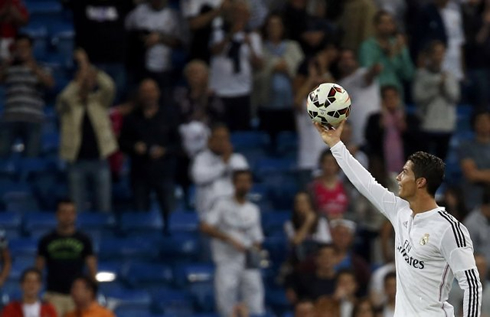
[313, 120, 346, 148]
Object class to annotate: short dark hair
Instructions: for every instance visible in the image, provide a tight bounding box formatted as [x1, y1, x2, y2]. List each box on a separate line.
[482, 187, 490, 205]
[380, 85, 400, 99]
[407, 151, 445, 197]
[57, 198, 75, 211]
[470, 110, 490, 131]
[232, 169, 253, 182]
[74, 276, 98, 298]
[20, 268, 42, 283]
[337, 269, 357, 280]
[384, 271, 397, 284]
[373, 10, 392, 25]
[15, 33, 33, 46]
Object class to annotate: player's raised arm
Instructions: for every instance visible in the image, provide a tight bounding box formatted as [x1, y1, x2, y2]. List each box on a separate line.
[314, 121, 403, 224]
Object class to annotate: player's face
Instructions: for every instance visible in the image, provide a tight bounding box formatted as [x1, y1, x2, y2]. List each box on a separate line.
[396, 161, 417, 200]
[56, 203, 77, 228]
[21, 272, 42, 298]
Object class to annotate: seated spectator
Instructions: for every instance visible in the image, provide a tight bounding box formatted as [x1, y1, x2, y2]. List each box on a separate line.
[181, 0, 232, 63]
[125, 0, 183, 97]
[294, 299, 315, 317]
[209, 0, 263, 131]
[337, 48, 381, 146]
[200, 170, 265, 317]
[368, 262, 395, 308]
[67, 0, 134, 103]
[119, 78, 181, 233]
[379, 271, 396, 317]
[65, 276, 114, 317]
[57, 49, 117, 213]
[359, 10, 414, 98]
[253, 13, 304, 145]
[293, 44, 337, 188]
[175, 59, 225, 208]
[365, 85, 421, 189]
[464, 187, 490, 265]
[309, 150, 349, 220]
[338, 0, 377, 53]
[0, 0, 28, 60]
[35, 199, 97, 317]
[437, 185, 469, 222]
[285, 244, 338, 304]
[314, 296, 341, 317]
[0, 34, 54, 157]
[191, 123, 248, 218]
[413, 40, 459, 160]
[458, 110, 490, 210]
[0, 268, 57, 317]
[0, 229, 11, 289]
[330, 219, 371, 296]
[351, 298, 377, 317]
[285, 191, 332, 263]
[333, 270, 358, 317]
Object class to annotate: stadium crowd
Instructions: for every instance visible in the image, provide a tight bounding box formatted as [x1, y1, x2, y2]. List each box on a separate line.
[0, 0, 490, 316]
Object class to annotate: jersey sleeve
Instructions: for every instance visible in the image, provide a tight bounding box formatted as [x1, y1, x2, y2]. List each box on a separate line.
[204, 199, 224, 227]
[330, 141, 403, 224]
[250, 207, 264, 244]
[440, 223, 482, 317]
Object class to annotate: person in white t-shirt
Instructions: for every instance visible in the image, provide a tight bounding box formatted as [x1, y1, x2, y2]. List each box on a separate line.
[200, 170, 265, 317]
[209, 0, 263, 131]
[1, 268, 57, 317]
[314, 120, 482, 316]
[191, 123, 249, 218]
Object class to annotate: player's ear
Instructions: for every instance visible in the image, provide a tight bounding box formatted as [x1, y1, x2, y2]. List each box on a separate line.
[416, 177, 427, 189]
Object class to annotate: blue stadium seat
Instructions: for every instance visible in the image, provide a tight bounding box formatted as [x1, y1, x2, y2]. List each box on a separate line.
[150, 287, 194, 316]
[98, 238, 159, 261]
[20, 24, 48, 59]
[169, 211, 199, 233]
[30, 171, 67, 211]
[114, 307, 155, 317]
[26, 1, 62, 15]
[0, 280, 22, 305]
[0, 159, 16, 179]
[8, 238, 38, 258]
[17, 158, 49, 182]
[188, 281, 215, 313]
[174, 263, 215, 287]
[265, 287, 291, 315]
[41, 132, 60, 154]
[51, 21, 75, 68]
[24, 212, 56, 235]
[120, 211, 163, 234]
[254, 158, 296, 180]
[98, 280, 127, 295]
[261, 211, 290, 236]
[121, 262, 173, 288]
[240, 148, 268, 170]
[0, 212, 22, 238]
[160, 232, 199, 261]
[7, 258, 33, 282]
[276, 131, 298, 156]
[97, 261, 124, 284]
[262, 235, 288, 266]
[104, 288, 152, 311]
[78, 213, 116, 229]
[231, 131, 270, 151]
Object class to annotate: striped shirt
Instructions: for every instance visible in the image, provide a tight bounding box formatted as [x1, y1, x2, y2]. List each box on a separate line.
[331, 141, 482, 317]
[2, 64, 50, 123]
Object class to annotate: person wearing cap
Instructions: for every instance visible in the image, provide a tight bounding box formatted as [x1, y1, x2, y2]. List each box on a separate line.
[330, 219, 371, 295]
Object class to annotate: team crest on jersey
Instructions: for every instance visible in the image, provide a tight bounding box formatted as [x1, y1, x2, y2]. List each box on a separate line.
[420, 233, 430, 246]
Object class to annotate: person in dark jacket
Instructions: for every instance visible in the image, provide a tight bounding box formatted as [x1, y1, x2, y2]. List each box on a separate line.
[120, 78, 181, 233]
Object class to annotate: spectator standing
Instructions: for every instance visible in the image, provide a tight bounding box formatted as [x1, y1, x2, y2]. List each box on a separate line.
[253, 13, 304, 143]
[175, 60, 224, 208]
[191, 124, 248, 218]
[181, 0, 231, 63]
[35, 199, 97, 317]
[309, 150, 349, 220]
[359, 10, 414, 98]
[0, 268, 57, 317]
[379, 272, 396, 317]
[337, 49, 381, 146]
[0, 34, 54, 157]
[337, 0, 377, 53]
[65, 277, 114, 317]
[200, 170, 265, 317]
[0, 0, 28, 60]
[458, 110, 490, 210]
[464, 187, 490, 265]
[66, 0, 134, 102]
[125, 0, 183, 97]
[413, 40, 459, 160]
[285, 244, 338, 303]
[209, 0, 263, 131]
[57, 49, 117, 213]
[285, 192, 332, 263]
[0, 229, 11, 289]
[119, 79, 181, 233]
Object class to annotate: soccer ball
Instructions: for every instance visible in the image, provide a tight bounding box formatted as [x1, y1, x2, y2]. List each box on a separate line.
[307, 83, 351, 128]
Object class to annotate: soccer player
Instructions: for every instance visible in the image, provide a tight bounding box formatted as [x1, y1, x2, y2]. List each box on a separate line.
[313, 121, 482, 316]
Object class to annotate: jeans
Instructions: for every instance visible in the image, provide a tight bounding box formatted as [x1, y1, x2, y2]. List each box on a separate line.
[0, 121, 42, 157]
[93, 62, 127, 104]
[68, 160, 111, 213]
[131, 176, 175, 232]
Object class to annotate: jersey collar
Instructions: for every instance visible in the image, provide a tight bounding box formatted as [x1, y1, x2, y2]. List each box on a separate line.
[412, 206, 444, 221]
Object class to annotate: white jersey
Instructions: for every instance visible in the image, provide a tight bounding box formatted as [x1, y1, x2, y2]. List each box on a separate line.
[331, 141, 482, 317]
